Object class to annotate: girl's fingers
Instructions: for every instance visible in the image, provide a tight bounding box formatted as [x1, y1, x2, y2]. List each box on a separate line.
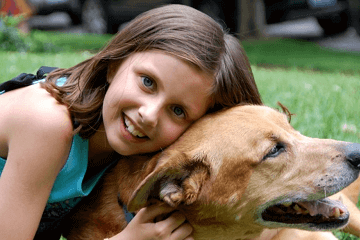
[157, 212, 193, 240]
[135, 203, 176, 223]
[168, 222, 193, 240]
[158, 211, 186, 231]
[131, 204, 194, 240]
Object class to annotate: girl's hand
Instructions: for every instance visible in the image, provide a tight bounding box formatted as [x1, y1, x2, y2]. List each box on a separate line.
[113, 203, 194, 240]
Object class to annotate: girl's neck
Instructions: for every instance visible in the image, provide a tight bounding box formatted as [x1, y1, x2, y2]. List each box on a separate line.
[88, 124, 115, 169]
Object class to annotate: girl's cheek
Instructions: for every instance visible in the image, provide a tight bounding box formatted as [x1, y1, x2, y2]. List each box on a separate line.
[161, 123, 188, 146]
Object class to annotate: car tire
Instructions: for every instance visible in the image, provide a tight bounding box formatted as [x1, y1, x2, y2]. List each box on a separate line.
[353, 11, 360, 36]
[68, 0, 82, 25]
[349, 0, 360, 36]
[316, 11, 350, 35]
[82, 0, 118, 34]
[68, 12, 82, 26]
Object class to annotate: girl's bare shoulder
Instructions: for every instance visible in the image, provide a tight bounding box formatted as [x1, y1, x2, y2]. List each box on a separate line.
[0, 84, 74, 156]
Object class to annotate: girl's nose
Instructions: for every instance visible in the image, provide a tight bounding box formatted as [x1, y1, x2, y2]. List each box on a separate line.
[138, 103, 161, 127]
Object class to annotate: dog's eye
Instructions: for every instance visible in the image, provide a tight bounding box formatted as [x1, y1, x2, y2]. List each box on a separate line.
[263, 143, 285, 160]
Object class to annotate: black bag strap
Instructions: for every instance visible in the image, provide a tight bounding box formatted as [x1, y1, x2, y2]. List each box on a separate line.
[0, 66, 58, 93]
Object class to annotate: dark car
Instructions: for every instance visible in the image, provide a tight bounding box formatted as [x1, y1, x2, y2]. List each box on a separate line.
[29, 0, 83, 25]
[29, 0, 360, 36]
[264, 0, 354, 35]
[76, 0, 239, 35]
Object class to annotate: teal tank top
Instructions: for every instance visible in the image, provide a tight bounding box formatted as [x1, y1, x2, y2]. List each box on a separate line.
[0, 134, 109, 203]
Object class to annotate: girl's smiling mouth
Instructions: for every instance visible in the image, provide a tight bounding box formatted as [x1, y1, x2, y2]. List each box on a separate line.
[123, 115, 148, 139]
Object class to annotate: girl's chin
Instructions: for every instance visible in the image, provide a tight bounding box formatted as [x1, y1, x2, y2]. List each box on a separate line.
[113, 146, 147, 156]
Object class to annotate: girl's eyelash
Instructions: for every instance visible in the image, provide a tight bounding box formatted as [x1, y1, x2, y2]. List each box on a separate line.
[172, 106, 186, 118]
[141, 76, 156, 90]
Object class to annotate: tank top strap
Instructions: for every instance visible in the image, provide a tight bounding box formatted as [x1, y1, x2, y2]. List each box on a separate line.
[0, 66, 58, 94]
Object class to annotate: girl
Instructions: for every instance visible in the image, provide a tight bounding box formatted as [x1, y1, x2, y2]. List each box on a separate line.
[0, 4, 262, 240]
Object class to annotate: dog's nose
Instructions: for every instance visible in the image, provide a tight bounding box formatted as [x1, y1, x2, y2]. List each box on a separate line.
[344, 143, 360, 170]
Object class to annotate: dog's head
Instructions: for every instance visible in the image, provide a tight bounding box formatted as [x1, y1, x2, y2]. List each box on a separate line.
[127, 105, 360, 240]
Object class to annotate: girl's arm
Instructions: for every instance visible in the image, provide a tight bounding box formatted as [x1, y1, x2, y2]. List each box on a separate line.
[0, 85, 74, 239]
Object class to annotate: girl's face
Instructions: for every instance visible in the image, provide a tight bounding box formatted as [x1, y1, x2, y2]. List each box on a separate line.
[103, 51, 213, 156]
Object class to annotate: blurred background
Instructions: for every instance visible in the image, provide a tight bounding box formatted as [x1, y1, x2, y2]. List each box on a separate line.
[1, 0, 360, 51]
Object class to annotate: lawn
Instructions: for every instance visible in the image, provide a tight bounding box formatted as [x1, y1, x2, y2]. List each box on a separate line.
[243, 38, 360, 75]
[254, 66, 360, 143]
[0, 51, 91, 83]
[2, 32, 360, 239]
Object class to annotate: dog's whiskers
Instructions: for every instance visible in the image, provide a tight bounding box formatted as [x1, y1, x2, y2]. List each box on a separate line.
[324, 175, 328, 198]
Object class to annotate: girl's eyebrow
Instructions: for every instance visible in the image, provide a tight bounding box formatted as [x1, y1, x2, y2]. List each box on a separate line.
[134, 63, 161, 86]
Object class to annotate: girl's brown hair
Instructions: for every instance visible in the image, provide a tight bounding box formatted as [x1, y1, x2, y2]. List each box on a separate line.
[42, 4, 262, 139]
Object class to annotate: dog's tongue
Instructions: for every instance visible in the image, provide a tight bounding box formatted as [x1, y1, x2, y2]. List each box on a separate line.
[297, 197, 346, 218]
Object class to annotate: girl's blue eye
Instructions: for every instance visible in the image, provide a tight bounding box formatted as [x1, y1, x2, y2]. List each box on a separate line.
[142, 76, 154, 88]
[173, 106, 185, 117]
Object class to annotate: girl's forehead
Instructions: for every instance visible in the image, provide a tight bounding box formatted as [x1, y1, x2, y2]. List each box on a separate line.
[127, 50, 211, 73]
[120, 50, 212, 82]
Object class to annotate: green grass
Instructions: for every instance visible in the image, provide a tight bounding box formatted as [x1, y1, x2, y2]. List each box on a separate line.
[30, 30, 112, 52]
[253, 66, 360, 143]
[4, 30, 360, 74]
[334, 232, 360, 240]
[243, 38, 360, 75]
[0, 52, 91, 83]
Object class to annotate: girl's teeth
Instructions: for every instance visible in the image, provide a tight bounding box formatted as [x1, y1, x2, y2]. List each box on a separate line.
[132, 129, 145, 138]
[128, 125, 135, 132]
[124, 116, 146, 138]
[125, 117, 131, 127]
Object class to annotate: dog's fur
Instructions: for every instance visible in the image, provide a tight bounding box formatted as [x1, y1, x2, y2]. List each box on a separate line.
[63, 105, 360, 240]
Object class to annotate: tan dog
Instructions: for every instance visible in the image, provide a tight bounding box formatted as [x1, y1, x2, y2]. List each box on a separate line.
[64, 105, 360, 240]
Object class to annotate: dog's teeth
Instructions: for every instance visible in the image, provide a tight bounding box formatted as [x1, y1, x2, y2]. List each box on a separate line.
[282, 202, 292, 207]
[293, 204, 301, 213]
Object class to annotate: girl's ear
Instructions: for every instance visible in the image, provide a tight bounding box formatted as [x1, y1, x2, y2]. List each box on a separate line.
[107, 61, 121, 83]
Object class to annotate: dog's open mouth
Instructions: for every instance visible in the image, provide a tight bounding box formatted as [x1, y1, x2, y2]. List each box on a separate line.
[260, 197, 349, 229]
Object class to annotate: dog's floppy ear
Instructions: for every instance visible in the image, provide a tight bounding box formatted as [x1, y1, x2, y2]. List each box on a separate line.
[127, 150, 210, 212]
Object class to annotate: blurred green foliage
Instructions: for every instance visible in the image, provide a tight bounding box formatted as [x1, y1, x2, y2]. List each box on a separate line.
[0, 15, 60, 52]
[0, 15, 112, 53]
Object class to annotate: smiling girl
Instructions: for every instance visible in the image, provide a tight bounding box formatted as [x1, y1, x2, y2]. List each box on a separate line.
[0, 4, 262, 240]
